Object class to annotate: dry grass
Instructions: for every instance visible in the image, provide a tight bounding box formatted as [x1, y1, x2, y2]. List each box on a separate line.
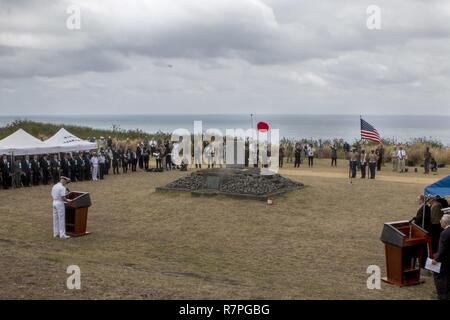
[0, 159, 448, 299]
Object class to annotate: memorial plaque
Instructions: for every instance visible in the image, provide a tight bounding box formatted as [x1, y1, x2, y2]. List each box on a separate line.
[206, 176, 221, 189]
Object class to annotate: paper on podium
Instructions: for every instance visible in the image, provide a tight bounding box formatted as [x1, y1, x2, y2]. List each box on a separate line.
[425, 257, 441, 273]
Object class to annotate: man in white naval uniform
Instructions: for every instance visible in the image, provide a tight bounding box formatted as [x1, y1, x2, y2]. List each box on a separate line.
[51, 176, 72, 239]
[90, 152, 99, 181]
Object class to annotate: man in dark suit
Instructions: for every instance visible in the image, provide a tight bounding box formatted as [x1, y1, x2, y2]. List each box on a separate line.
[83, 153, 91, 181]
[31, 155, 41, 185]
[61, 154, 70, 178]
[112, 149, 120, 174]
[21, 155, 32, 187]
[143, 147, 150, 170]
[40, 155, 51, 185]
[137, 143, 143, 170]
[1, 155, 12, 189]
[50, 154, 61, 184]
[68, 154, 76, 182]
[122, 150, 129, 173]
[76, 153, 84, 181]
[430, 197, 444, 254]
[294, 143, 302, 168]
[432, 214, 450, 300]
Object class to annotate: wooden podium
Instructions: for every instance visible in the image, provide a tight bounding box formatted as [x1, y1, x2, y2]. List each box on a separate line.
[380, 220, 431, 286]
[65, 191, 92, 237]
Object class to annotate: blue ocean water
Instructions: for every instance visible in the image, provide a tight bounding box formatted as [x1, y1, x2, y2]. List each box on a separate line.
[0, 114, 449, 145]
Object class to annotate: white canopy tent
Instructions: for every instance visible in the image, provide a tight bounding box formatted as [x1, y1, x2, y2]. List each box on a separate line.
[44, 128, 97, 152]
[0, 129, 59, 156]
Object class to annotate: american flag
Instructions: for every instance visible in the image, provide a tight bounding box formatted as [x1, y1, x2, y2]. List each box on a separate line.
[360, 118, 381, 143]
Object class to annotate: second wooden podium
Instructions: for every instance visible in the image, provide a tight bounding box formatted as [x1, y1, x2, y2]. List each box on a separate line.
[64, 191, 92, 237]
[380, 220, 431, 286]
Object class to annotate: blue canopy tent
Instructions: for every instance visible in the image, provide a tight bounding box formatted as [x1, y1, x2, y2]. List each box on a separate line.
[422, 175, 450, 227]
[425, 175, 450, 197]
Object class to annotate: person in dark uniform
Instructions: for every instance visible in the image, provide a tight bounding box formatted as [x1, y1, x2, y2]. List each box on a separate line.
[72, 153, 80, 181]
[143, 146, 150, 170]
[31, 155, 41, 186]
[126, 148, 132, 171]
[40, 155, 51, 185]
[68, 154, 76, 182]
[167, 143, 175, 170]
[122, 150, 128, 173]
[83, 153, 91, 181]
[431, 214, 450, 300]
[1, 155, 12, 189]
[104, 150, 111, 175]
[376, 144, 384, 171]
[61, 154, 70, 179]
[107, 136, 113, 149]
[112, 149, 120, 174]
[278, 145, 285, 168]
[412, 194, 432, 269]
[294, 143, 302, 168]
[99, 152, 106, 179]
[412, 195, 432, 231]
[131, 150, 137, 172]
[430, 197, 444, 254]
[50, 154, 61, 184]
[137, 143, 143, 170]
[75, 153, 84, 181]
[21, 155, 32, 187]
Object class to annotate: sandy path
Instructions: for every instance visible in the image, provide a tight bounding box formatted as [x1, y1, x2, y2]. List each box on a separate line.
[280, 168, 444, 185]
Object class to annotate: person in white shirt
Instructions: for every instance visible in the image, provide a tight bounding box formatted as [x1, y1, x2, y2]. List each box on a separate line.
[397, 146, 407, 173]
[204, 143, 216, 168]
[51, 176, 72, 239]
[90, 153, 99, 181]
[307, 144, 315, 167]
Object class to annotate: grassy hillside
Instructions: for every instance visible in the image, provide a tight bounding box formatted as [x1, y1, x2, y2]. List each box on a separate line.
[0, 120, 171, 142]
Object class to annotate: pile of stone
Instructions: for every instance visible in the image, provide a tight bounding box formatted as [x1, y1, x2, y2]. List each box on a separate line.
[165, 174, 207, 190]
[158, 167, 303, 199]
[219, 174, 301, 195]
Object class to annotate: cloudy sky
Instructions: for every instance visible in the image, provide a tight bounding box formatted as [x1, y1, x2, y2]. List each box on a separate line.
[1, 0, 450, 115]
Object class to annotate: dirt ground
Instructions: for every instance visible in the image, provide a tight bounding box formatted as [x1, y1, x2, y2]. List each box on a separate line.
[0, 158, 448, 299]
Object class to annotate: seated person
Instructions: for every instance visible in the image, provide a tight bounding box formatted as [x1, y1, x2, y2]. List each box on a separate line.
[431, 157, 438, 172]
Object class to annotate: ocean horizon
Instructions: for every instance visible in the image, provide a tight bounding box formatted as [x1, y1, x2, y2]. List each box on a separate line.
[1, 114, 449, 145]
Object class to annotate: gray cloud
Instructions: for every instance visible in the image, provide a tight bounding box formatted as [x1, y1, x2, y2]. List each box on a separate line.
[0, 0, 450, 115]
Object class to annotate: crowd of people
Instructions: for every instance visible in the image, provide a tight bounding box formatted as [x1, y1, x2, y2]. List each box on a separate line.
[0, 137, 186, 190]
[279, 143, 316, 168]
[0, 133, 444, 190]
